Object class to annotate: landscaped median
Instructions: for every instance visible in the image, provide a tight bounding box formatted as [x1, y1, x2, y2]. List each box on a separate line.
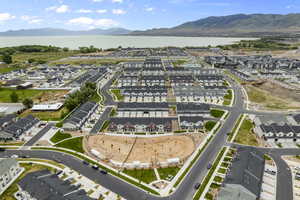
[173, 121, 222, 188]
[50, 131, 72, 144]
[193, 147, 226, 200]
[226, 114, 244, 142]
[223, 89, 233, 106]
[30, 146, 160, 195]
[110, 89, 124, 101]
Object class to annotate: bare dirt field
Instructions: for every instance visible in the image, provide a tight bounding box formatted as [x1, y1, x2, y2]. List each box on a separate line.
[35, 90, 69, 104]
[85, 134, 204, 164]
[245, 80, 300, 110]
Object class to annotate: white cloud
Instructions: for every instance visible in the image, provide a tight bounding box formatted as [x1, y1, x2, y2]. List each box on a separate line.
[112, 9, 126, 15]
[145, 7, 154, 12]
[28, 19, 43, 24]
[97, 9, 107, 14]
[0, 13, 15, 22]
[76, 9, 93, 13]
[93, 0, 104, 2]
[68, 17, 119, 27]
[46, 5, 70, 13]
[21, 15, 43, 24]
[112, 0, 123, 3]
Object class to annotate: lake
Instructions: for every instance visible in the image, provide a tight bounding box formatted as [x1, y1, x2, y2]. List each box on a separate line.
[0, 35, 256, 49]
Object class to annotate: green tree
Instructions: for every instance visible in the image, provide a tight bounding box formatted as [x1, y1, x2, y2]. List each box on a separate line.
[22, 98, 33, 109]
[2, 54, 12, 64]
[10, 91, 19, 102]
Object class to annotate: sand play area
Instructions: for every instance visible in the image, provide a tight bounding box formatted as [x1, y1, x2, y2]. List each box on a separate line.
[85, 134, 202, 164]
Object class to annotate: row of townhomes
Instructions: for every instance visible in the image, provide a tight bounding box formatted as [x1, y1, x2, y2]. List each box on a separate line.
[205, 55, 300, 84]
[115, 58, 229, 105]
[251, 114, 300, 144]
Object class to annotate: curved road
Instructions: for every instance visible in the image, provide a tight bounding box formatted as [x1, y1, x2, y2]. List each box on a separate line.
[1, 72, 299, 200]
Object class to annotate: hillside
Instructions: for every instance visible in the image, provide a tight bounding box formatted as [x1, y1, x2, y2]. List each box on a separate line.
[131, 14, 300, 37]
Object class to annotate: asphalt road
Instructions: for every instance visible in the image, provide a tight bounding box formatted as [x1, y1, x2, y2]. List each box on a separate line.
[3, 72, 299, 200]
[23, 124, 53, 146]
[90, 107, 113, 134]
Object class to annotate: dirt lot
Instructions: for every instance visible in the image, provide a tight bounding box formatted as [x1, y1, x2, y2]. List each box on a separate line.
[35, 90, 68, 104]
[245, 80, 300, 110]
[85, 134, 204, 164]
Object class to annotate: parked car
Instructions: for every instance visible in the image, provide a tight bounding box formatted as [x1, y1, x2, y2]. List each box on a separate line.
[194, 183, 201, 190]
[92, 165, 99, 170]
[100, 170, 108, 175]
[207, 163, 212, 169]
[82, 161, 89, 165]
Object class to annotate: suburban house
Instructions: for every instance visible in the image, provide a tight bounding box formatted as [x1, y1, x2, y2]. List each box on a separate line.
[0, 158, 23, 195]
[255, 123, 300, 142]
[0, 115, 40, 140]
[116, 102, 169, 118]
[108, 117, 174, 133]
[217, 147, 265, 200]
[176, 103, 210, 117]
[63, 101, 98, 131]
[179, 116, 204, 131]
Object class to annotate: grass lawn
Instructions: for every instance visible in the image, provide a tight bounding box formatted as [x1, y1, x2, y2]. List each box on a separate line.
[0, 65, 23, 74]
[20, 107, 69, 121]
[224, 90, 233, 100]
[12, 51, 77, 63]
[110, 89, 124, 101]
[52, 58, 139, 65]
[172, 59, 187, 67]
[223, 99, 231, 106]
[100, 120, 111, 132]
[205, 121, 217, 132]
[55, 137, 84, 153]
[50, 131, 72, 144]
[110, 108, 117, 117]
[0, 141, 25, 146]
[245, 85, 300, 110]
[0, 163, 55, 200]
[234, 118, 259, 146]
[0, 88, 65, 103]
[157, 167, 180, 180]
[123, 168, 157, 184]
[224, 70, 243, 84]
[210, 109, 225, 118]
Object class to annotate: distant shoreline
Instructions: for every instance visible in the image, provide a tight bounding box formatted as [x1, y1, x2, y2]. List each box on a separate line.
[0, 35, 257, 49]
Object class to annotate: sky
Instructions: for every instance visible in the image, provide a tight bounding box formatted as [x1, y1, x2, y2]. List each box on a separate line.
[0, 0, 300, 31]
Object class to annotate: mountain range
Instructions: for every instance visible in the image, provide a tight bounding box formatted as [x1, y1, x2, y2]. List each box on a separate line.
[0, 28, 131, 36]
[2, 14, 300, 37]
[131, 13, 300, 37]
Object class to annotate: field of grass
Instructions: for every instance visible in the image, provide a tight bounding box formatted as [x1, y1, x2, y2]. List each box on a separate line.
[110, 89, 124, 101]
[20, 107, 69, 121]
[205, 121, 217, 132]
[245, 85, 300, 110]
[157, 167, 180, 180]
[210, 109, 225, 118]
[52, 58, 140, 65]
[12, 51, 78, 63]
[55, 137, 84, 153]
[234, 118, 259, 146]
[0, 88, 65, 103]
[0, 65, 23, 74]
[50, 131, 72, 144]
[123, 168, 157, 184]
[0, 163, 54, 200]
